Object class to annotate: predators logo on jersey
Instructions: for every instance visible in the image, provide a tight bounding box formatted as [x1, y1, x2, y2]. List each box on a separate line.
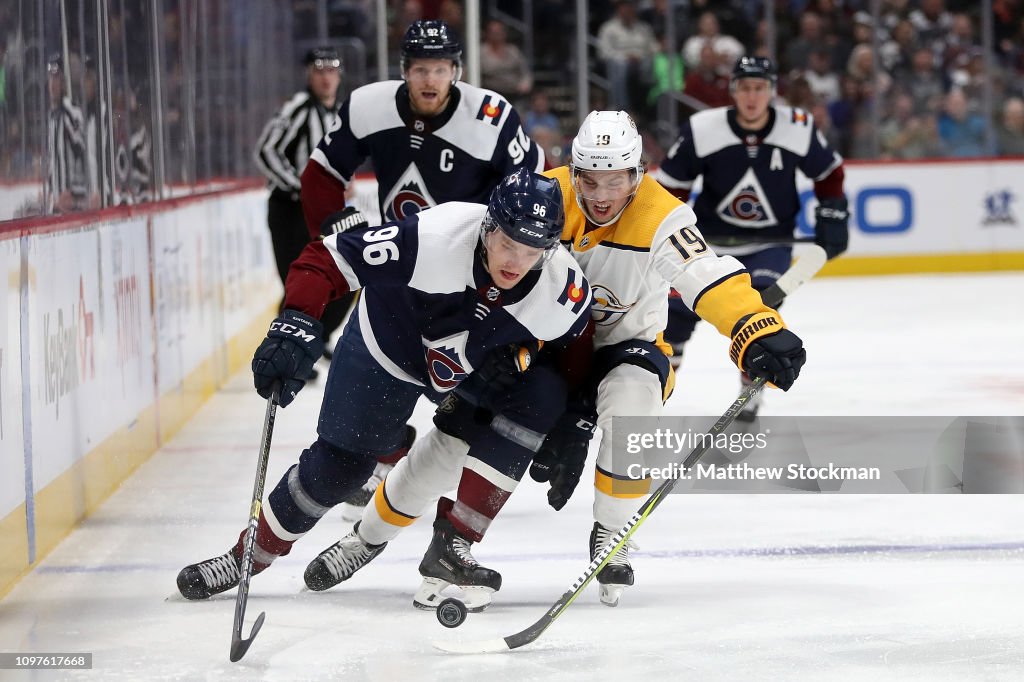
[590, 285, 633, 326]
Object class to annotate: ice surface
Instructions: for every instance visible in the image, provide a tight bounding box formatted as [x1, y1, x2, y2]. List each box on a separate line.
[2, 273, 1023, 681]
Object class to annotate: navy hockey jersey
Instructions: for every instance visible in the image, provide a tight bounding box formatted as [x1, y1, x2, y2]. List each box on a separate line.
[308, 81, 544, 224]
[284, 202, 591, 393]
[653, 106, 842, 243]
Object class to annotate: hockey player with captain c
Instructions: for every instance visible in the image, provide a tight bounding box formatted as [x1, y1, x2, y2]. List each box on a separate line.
[652, 55, 846, 419]
[321, 111, 807, 609]
[175, 168, 592, 607]
[298, 19, 547, 517]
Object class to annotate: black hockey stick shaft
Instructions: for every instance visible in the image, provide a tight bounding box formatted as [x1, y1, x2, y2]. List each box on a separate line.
[229, 386, 279, 663]
[432, 377, 766, 654]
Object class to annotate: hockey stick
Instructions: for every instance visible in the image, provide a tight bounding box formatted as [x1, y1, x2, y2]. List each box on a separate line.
[433, 376, 767, 654]
[229, 385, 279, 663]
[759, 243, 827, 308]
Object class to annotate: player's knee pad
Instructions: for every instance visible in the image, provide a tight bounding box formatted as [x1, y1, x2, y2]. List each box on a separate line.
[392, 428, 469, 507]
[596, 364, 663, 428]
[295, 437, 377, 507]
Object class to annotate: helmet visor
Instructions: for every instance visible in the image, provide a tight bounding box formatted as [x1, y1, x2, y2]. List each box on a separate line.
[481, 217, 556, 271]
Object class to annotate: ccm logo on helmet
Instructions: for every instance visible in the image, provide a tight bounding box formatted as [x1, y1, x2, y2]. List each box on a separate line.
[518, 227, 544, 238]
[270, 321, 318, 343]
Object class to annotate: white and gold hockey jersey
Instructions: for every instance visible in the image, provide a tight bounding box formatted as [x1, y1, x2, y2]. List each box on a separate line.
[545, 167, 773, 357]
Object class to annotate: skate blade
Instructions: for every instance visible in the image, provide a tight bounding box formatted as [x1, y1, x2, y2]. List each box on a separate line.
[413, 578, 493, 612]
[599, 584, 624, 607]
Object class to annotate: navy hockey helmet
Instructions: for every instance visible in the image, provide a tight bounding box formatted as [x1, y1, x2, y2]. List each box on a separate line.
[731, 56, 778, 89]
[482, 168, 565, 268]
[400, 20, 462, 71]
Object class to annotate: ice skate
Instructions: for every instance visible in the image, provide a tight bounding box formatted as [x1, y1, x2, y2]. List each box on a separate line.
[338, 426, 416, 521]
[414, 514, 501, 613]
[304, 523, 387, 591]
[177, 546, 264, 600]
[589, 522, 636, 607]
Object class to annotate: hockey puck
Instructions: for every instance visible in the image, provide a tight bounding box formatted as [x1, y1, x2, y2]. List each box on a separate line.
[436, 597, 468, 628]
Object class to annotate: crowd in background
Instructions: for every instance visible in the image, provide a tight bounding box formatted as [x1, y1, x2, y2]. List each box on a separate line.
[3, 0, 1024, 220]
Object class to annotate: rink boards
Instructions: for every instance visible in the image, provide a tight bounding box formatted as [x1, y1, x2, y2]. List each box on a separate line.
[0, 187, 280, 597]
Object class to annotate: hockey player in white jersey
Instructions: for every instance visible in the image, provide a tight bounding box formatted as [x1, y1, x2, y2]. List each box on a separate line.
[652, 56, 847, 419]
[299, 19, 546, 517]
[175, 169, 592, 603]
[320, 111, 807, 609]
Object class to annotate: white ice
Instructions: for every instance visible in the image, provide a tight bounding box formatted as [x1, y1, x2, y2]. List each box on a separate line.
[2, 272, 1023, 681]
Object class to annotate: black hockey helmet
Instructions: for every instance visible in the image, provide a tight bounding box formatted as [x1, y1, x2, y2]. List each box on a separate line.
[304, 46, 341, 70]
[484, 168, 565, 256]
[731, 56, 777, 86]
[400, 20, 462, 71]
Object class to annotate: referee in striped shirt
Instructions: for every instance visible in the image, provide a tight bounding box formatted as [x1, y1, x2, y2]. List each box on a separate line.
[46, 53, 87, 214]
[254, 47, 349, 354]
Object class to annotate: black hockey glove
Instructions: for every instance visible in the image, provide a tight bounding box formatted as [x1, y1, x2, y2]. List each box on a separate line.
[813, 197, 849, 260]
[530, 409, 597, 511]
[473, 340, 542, 394]
[319, 206, 369, 239]
[729, 313, 806, 391]
[252, 310, 324, 407]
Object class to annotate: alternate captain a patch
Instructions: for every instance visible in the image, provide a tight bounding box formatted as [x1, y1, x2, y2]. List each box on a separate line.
[557, 268, 590, 314]
[476, 95, 506, 126]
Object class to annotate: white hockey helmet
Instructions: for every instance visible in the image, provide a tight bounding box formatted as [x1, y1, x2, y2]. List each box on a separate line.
[570, 111, 644, 225]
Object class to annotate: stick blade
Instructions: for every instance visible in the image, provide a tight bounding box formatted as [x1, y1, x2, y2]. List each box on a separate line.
[229, 611, 266, 662]
[432, 636, 511, 654]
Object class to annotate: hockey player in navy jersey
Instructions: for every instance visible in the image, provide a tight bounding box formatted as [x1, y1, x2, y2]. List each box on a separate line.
[652, 56, 846, 419]
[314, 111, 807, 610]
[299, 19, 546, 515]
[300, 19, 544, 229]
[175, 169, 592, 603]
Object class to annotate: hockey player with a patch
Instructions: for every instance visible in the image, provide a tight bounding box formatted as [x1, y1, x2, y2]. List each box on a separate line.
[174, 170, 593, 607]
[299, 20, 544, 235]
[653, 93, 844, 246]
[653, 56, 845, 419]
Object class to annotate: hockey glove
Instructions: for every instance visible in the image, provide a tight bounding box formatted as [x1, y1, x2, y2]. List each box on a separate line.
[473, 340, 542, 394]
[813, 197, 849, 260]
[252, 310, 324, 407]
[729, 312, 806, 391]
[319, 206, 369, 239]
[530, 409, 597, 511]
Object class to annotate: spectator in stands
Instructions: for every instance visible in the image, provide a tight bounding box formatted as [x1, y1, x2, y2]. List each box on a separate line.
[647, 33, 686, 112]
[479, 19, 531, 105]
[523, 89, 561, 137]
[910, 0, 954, 60]
[639, 0, 687, 42]
[898, 47, 947, 115]
[943, 13, 978, 70]
[784, 12, 824, 73]
[596, 0, 656, 118]
[804, 48, 840, 104]
[879, 91, 943, 159]
[682, 11, 744, 71]
[881, 19, 920, 75]
[996, 96, 1024, 155]
[684, 42, 732, 109]
[783, 73, 817, 110]
[937, 87, 988, 157]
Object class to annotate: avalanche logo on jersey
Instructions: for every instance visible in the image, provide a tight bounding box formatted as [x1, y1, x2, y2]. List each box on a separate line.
[423, 332, 471, 392]
[383, 164, 440, 221]
[716, 168, 778, 228]
[590, 284, 632, 326]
